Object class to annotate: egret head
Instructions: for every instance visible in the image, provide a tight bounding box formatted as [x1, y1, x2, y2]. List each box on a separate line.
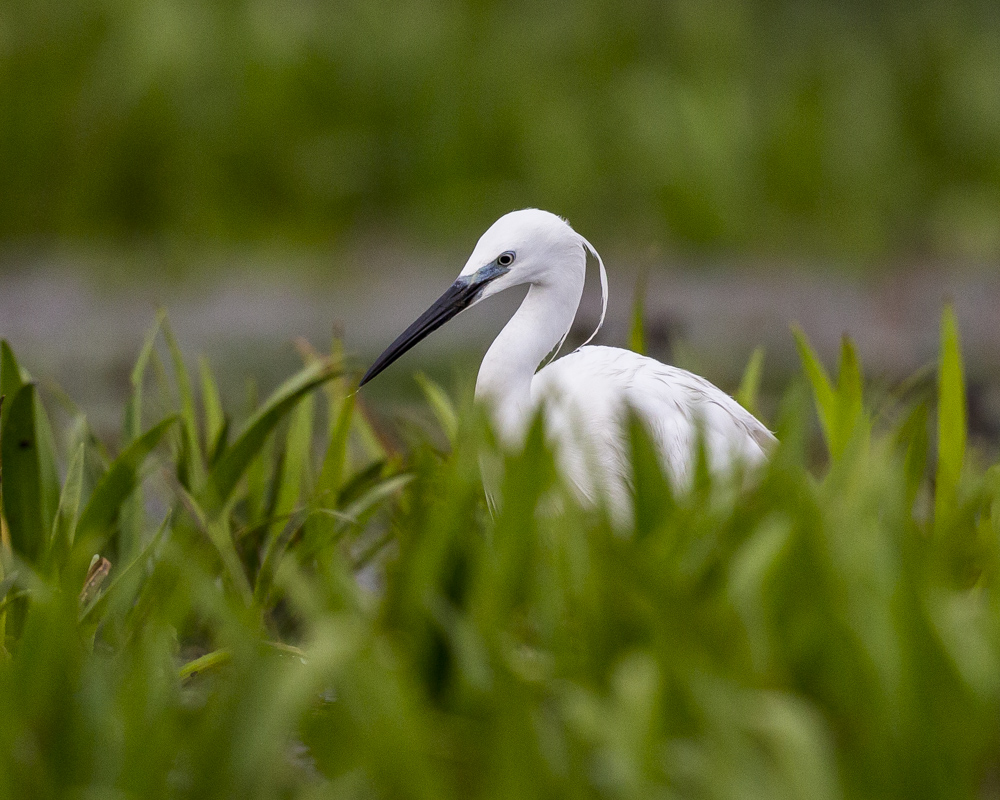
[457, 209, 585, 298]
[359, 209, 607, 387]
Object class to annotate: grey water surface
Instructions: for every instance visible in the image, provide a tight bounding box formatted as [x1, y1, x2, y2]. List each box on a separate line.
[2, 257, 998, 444]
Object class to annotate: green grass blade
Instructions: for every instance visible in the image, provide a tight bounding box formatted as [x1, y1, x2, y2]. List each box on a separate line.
[354, 399, 391, 463]
[325, 333, 347, 435]
[629, 409, 672, 536]
[316, 391, 356, 504]
[178, 649, 233, 681]
[415, 372, 458, 444]
[836, 335, 864, 434]
[209, 514, 253, 604]
[123, 311, 164, 444]
[161, 467, 252, 603]
[336, 460, 389, 509]
[149, 347, 174, 427]
[30, 386, 61, 545]
[898, 404, 929, 511]
[287, 390, 316, 499]
[735, 346, 766, 417]
[254, 506, 311, 604]
[338, 473, 413, 526]
[203, 360, 338, 512]
[161, 314, 207, 491]
[793, 325, 839, 458]
[75, 417, 178, 551]
[303, 472, 413, 567]
[935, 305, 967, 531]
[199, 356, 226, 461]
[49, 442, 86, 568]
[257, 392, 315, 586]
[120, 313, 165, 563]
[245, 439, 274, 525]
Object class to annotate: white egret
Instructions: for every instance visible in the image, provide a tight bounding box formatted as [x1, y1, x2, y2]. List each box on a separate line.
[360, 209, 775, 514]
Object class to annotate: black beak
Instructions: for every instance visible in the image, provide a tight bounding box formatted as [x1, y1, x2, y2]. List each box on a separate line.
[360, 276, 486, 387]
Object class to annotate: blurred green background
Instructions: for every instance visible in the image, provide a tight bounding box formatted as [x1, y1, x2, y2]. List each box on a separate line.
[3, 0, 1000, 262]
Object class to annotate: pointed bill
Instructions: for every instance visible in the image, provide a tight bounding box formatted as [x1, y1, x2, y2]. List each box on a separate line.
[360, 264, 507, 387]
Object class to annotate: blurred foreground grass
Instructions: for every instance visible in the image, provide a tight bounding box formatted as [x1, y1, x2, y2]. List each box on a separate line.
[1, 308, 1000, 798]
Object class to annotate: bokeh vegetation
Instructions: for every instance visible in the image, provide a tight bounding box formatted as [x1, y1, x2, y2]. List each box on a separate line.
[3, 0, 1000, 260]
[1, 307, 999, 797]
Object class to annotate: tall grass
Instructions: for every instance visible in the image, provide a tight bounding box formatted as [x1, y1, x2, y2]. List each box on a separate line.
[0, 308, 998, 798]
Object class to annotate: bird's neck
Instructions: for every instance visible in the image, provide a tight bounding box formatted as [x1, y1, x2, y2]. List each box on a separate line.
[475, 277, 583, 444]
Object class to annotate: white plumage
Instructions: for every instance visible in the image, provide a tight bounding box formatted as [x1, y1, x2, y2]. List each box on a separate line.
[530, 346, 775, 512]
[361, 209, 775, 515]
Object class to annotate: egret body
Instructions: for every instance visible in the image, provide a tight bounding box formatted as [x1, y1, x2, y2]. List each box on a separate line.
[360, 209, 775, 513]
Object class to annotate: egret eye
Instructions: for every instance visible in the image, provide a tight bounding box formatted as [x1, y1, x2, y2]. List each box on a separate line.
[497, 251, 515, 267]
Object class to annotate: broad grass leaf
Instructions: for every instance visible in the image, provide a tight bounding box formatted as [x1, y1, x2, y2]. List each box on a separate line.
[284, 388, 316, 501]
[304, 333, 353, 502]
[1, 385, 58, 563]
[0, 340, 27, 430]
[1, 344, 53, 550]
